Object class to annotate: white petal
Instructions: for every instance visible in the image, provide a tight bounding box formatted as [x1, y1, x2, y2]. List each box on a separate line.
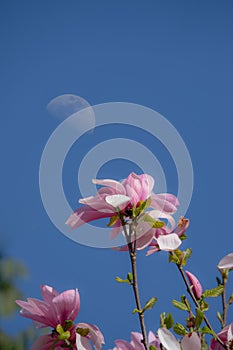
[105, 194, 130, 208]
[76, 333, 92, 350]
[157, 328, 180, 350]
[228, 324, 233, 342]
[157, 233, 181, 251]
[217, 253, 233, 270]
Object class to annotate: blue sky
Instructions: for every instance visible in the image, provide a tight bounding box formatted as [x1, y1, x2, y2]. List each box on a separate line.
[1, 0, 233, 348]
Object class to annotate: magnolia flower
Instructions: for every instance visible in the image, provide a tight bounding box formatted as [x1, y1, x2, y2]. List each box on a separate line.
[209, 323, 233, 350]
[157, 328, 201, 350]
[146, 216, 189, 255]
[218, 253, 233, 270]
[16, 285, 104, 350]
[112, 331, 160, 350]
[66, 173, 179, 234]
[185, 270, 203, 299]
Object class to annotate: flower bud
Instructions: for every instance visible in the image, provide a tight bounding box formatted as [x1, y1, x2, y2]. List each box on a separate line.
[185, 270, 203, 299]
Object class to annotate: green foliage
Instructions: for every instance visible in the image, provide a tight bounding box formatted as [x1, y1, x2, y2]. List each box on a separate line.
[202, 285, 224, 298]
[107, 215, 119, 227]
[195, 308, 204, 329]
[143, 297, 158, 312]
[172, 299, 189, 311]
[115, 272, 133, 285]
[132, 198, 152, 217]
[199, 298, 209, 311]
[169, 249, 192, 266]
[201, 326, 216, 337]
[0, 258, 27, 316]
[163, 313, 174, 329]
[132, 308, 142, 314]
[173, 322, 187, 335]
[142, 214, 165, 228]
[0, 253, 34, 350]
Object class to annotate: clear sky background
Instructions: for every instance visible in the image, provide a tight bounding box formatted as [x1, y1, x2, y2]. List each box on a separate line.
[1, 0, 233, 348]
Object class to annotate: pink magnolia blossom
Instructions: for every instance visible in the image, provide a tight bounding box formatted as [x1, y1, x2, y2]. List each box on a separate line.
[181, 332, 201, 350]
[209, 323, 233, 350]
[185, 270, 203, 299]
[66, 173, 179, 234]
[16, 285, 104, 350]
[112, 331, 160, 350]
[146, 216, 189, 255]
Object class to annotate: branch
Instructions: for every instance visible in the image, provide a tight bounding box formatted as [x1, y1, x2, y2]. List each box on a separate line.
[176, 264, 228, 350]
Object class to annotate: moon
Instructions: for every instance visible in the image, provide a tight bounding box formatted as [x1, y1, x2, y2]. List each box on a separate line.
[47, 94, 92, 120]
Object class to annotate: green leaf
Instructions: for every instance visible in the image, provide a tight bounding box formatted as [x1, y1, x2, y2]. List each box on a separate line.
[127, 272, 133, 283]
[217, 311, 224, 327]
[143, 297, 158, 312]
[172, 299, 189, 311]
[107, 215, 118, 227]
[173, 323, 187, 335]
[179, 233, 187, 241]
[182, 248, 192, 266]
[76, 327, 90, 337]
[169, 253, 180, 264]
[202, 285, 224, 298]
[115, 276, 130, 284]
[195, 308, 204, 329]
[152, 220, 165, 228]
[199, 299, 209, 311]
[164, 313, 174, 329]
[132, 308, 142, 314]
[201, 326, 215, 337]
[181, 295, 191, 311]
[142, 214, 164, 228]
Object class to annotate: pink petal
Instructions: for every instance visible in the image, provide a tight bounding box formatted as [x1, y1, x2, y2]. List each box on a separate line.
[135, 224, 154, 250]
[66, 207, 113, 229]
[130, 332, 145, 350]
[218, 253, 233, 270]
[114, 340, 135, 350]
[41, 285, 59, 303]
[148, 210, 176, 233]
[92, 178, 126, 194]
[146, 246, 160, 256]
[148, 330, 161, 348]
[185, 271, 203, 299]
[181, 332, 201, 350]
[157, 233, 181, 251]
[151, 193, 179, 214]
[157, 328, 180, 350]
[110, 221, 122, 240]
[31, 334, 55, 350]
[53, 288, 80, 323]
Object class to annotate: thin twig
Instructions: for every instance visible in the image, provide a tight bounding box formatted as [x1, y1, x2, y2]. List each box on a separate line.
[120, 218, 149, 350]
[221, 274, 229, 328]
[176, 264, 228, 350]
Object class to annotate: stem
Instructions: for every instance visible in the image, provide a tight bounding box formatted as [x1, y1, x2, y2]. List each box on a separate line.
[128, 241, 149, 350]
[120, 218, 148, 350]
[221, 274, 228, 328]
[176, 264, 228, 350]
